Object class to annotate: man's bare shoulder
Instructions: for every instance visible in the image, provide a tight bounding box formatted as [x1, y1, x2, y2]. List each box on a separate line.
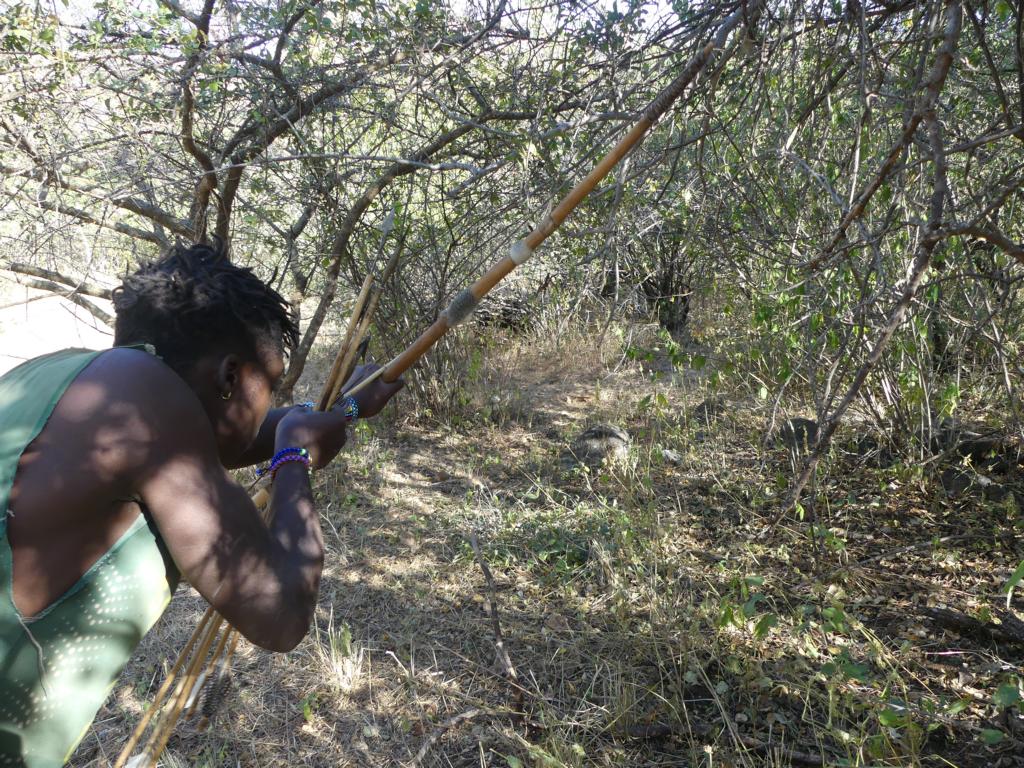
[79, 347, 191, 400]
[65, 347, 210, 445]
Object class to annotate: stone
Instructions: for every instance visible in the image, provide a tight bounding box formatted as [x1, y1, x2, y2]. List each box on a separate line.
[544, 612, 571, 632]
[774, 418, 819, 451]
[564, 424, 631, 470]
[660, 447, 683, 465]
[690, 396, 726, 424]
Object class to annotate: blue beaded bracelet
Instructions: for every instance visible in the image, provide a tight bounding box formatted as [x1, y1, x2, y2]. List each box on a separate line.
[257, 447, 309, 477]
[265, 453, 311, 477]
[339, 396, 358, 422]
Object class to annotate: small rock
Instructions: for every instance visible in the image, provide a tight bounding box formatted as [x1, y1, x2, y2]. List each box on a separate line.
[544, 612, 571, 632]
[563, 424, 631, 470]
[773, 418, 819, 451]
[660, 447, 683, 465]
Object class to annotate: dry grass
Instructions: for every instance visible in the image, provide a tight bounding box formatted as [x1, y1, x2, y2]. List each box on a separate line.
[70, 320, 1024, 768]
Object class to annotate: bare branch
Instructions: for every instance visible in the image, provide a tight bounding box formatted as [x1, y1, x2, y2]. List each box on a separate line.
[2, 262, 112, 300]
[784, 1, 963, 517]
[31, 196, 167, 245]
[807, 0, 963, 270]
[942, 224, 1024, 265]
[1, 275, 113, 327]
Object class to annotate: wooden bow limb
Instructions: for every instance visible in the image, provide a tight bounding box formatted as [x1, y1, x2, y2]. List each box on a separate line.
[317, 272, 374, 411]
[324, 242, 403, 408]
[376, 2, 757, 386]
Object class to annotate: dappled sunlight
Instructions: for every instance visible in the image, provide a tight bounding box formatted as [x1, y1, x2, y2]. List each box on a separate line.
[5, 0, 1023, 763]
[65, 316, 1024, 766]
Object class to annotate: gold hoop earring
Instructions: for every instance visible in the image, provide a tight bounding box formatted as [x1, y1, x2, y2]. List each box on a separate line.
[222, 391, 232, 401]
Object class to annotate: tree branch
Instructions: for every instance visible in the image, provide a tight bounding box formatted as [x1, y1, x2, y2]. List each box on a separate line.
[214, 4, 510, 240]
[783, 1, 962, 517]
[2, 275, 113, 327]
[178, 0, 218, 239]
[31, 195, 166, 244]
[273, 0, 325, 67]
[942, 224, 1024, 265]
[278, 102, 549, 397]
[807, 0, 963, 270]
[3, 262, 112, 300]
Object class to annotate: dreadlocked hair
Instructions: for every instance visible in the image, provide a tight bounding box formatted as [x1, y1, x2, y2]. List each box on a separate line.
[112, 240, 299, 375]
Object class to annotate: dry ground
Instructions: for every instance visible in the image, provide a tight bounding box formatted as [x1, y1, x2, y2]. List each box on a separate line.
[71, 323, 1024, 767]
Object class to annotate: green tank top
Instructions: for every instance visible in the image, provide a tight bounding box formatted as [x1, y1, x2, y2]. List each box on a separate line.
[0, 349, 180, 767]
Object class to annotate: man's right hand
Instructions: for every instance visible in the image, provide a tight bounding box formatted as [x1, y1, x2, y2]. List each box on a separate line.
[339, 363, 405, 419]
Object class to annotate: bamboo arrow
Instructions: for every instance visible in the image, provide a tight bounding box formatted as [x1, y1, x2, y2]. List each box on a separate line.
[346, 2, 758, 397]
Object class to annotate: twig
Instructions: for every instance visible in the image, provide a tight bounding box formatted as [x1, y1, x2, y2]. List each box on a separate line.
[408, 708, 481, 767]
[468, 532, 527, 730]
[921, 606, 1024, 646]
[4, 275, 114, 327]
[625, 722, 830, 767]
[468, 534, 520, 687]
[855, 534, 973, 566]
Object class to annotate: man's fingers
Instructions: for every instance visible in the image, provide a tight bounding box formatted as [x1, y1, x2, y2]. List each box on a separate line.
[346, 363, 382, 386]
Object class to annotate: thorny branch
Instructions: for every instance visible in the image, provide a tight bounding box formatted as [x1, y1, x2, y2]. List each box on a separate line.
[783, 1, 963, 518]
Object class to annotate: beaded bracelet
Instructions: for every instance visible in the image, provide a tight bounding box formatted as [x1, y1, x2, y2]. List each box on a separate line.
[265, 453, 311, 478]
[257, 447, 310, 477]
[338, 396, 358, 422]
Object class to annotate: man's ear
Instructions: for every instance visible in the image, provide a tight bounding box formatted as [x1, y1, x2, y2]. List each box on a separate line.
[216, 354, 242, 400]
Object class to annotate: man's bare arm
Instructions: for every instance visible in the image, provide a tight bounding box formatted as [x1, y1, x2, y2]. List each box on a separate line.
[131, 365, 323, 651]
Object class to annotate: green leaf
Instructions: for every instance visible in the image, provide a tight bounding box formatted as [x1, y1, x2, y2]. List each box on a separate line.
[742, 594, 766, 618]
[945, 697, 971, 715]
[878, 708, 907, 728]
[754, 613, 777, 639]
[980, 728, 1005, 745]
[1003, 559, 1024, 594]
[505, 757, 524, 768]
[993, 683, 1021, 709]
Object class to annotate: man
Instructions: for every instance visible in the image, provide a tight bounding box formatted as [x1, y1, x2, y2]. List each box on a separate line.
[0, 241, 403, 766]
